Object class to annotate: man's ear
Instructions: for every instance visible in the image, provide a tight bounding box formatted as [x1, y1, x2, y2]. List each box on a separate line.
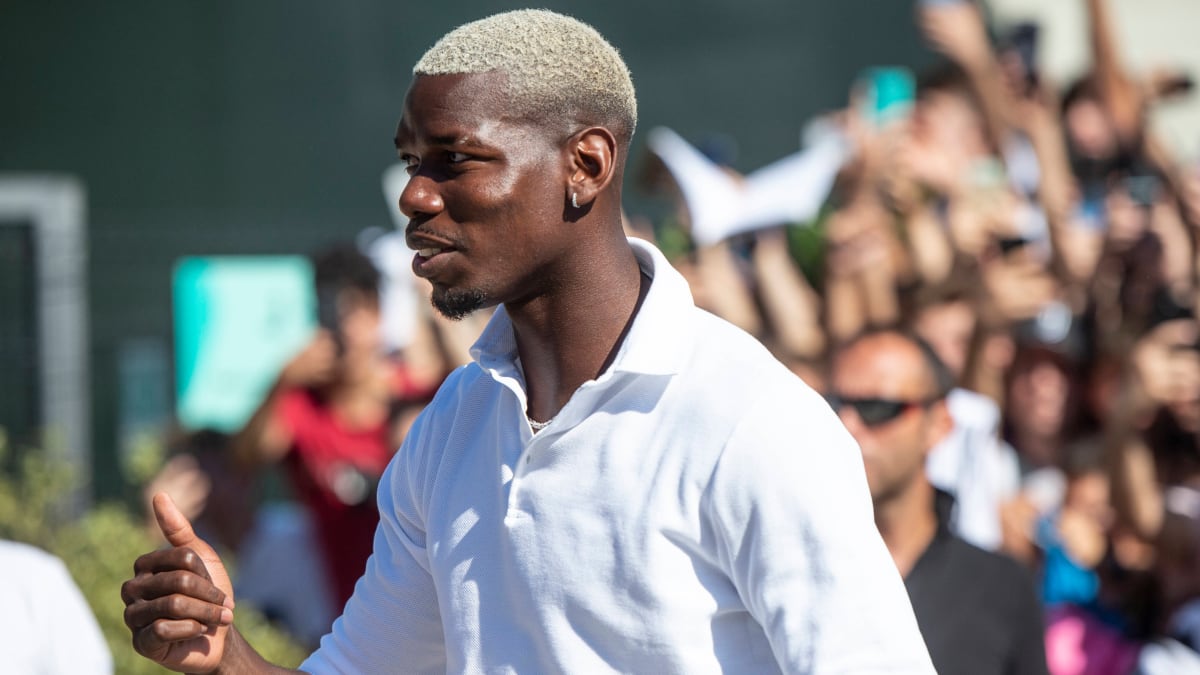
[566, 127, 618, 210]
[925, 399, 954, 452]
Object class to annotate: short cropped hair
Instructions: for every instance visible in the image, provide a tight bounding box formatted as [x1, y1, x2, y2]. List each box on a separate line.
[414, 9, 637, 142]
[313, 244, 381, 298]
[916, 61, 975, 103]
[839, 328, 956, 400]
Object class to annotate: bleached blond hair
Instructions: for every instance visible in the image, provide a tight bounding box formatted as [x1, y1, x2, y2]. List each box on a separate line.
[414, 9, 637, 141]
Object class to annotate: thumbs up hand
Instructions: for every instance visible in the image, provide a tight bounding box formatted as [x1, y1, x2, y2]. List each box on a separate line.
[121, 492, 235, 673]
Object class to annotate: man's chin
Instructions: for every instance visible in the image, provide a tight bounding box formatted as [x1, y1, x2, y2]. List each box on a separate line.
[432, 287, 488, 321]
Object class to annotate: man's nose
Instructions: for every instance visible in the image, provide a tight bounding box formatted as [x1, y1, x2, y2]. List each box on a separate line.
[399, 174, 444, 220]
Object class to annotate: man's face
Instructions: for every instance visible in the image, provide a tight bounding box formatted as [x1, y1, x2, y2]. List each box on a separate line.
[1064, 98, 1119, 161]
[1005, 348, 1071, 442]
[829, 337, 949, 504]
[913, 90, 986, 160]
[394, 72, 571, 319]
[337, 290, 382, 361]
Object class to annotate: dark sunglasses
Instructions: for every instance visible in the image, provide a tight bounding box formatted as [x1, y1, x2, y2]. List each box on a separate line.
[824, 394, 938, 428]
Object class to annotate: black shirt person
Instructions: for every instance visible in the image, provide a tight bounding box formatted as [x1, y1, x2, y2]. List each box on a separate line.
[829, 329, 1049, 675]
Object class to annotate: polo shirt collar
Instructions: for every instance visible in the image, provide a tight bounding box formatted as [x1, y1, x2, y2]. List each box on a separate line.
[469, 237, 695, 380]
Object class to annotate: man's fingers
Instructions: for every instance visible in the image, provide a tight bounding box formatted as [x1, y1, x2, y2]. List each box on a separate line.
[144, 495, 235, 619]
[123, 567, 226, 607]
[125, 592, 233, 630]
[132, 620, 218, 659]
[152, 492, 203, 549]
[133, 546, 211, 579]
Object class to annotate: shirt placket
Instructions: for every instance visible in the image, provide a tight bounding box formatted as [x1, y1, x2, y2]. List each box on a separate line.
[506, 417, 553, 523]
[484, 368, 544, 523]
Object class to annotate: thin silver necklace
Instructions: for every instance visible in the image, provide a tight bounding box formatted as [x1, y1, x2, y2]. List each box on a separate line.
[527, 414, 553, 432]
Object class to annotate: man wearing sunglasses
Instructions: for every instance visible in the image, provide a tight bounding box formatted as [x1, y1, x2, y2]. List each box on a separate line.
[829, 329, 1048, 675]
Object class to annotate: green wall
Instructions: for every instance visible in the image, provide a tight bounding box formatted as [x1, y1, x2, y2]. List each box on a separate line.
[0, 1, 930, 498]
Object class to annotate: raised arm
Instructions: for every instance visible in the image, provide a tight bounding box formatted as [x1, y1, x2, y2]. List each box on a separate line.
[121, 493, 302, 674]
[918, 1, 1015, 155]
[1012, 89, 1106, 292]
[751, 228, 826, 360]
[231, 331, 337, 467]
[824, 197, 904, 344]
[1085, 0, 1143, 141]
[1107, 319, 1200, 539]
[693, 239, 764, 337]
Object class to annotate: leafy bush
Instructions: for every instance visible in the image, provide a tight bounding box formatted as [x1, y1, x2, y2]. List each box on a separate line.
[0, 432, 308, 673]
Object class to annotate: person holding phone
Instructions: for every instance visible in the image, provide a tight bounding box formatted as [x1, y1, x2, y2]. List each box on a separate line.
[230, 245, 436, 613]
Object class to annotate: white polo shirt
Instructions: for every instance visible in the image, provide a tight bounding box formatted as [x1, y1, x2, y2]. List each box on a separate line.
[302, 238, 933, 674]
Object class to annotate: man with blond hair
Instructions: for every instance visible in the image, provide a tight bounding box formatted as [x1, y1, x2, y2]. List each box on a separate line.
[121, 10, 933, 673]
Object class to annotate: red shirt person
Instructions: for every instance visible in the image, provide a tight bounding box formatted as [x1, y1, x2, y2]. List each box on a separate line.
[234, 245, 434, 608]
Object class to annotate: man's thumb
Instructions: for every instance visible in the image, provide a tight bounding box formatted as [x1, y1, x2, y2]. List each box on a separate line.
[152, 491, 203, 549]
[152, 491, 235, 609]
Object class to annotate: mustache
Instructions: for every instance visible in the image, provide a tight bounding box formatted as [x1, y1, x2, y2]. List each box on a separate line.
[405, 223, 465, 249]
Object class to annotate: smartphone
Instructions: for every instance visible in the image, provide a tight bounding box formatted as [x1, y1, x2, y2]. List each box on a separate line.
[857, 67, 915, 127]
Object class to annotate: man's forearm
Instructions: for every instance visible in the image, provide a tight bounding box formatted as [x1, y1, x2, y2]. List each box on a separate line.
[230, 378, 290, 468]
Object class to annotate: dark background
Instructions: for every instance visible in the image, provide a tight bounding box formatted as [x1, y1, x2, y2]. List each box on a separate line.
[0, 1, 930, 498]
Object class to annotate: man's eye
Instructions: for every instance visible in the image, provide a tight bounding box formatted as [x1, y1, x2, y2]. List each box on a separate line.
[401, 155, 419, 174]
[448, 151, 469, 163]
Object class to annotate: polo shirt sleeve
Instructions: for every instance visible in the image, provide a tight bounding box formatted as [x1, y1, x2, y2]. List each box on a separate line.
[299, 412, 446, 675]
[702, 382, 936, 674]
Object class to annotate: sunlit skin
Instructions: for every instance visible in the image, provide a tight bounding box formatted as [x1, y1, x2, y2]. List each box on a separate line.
[1104, 184, 1151, 250]
[913, 300, 975, 381]
[396, 72, 569, 318]
[830, 333, 952, 575]
[121, 70, 648, 673]
[336, 291, 382, 362]
[395, 71, 646, 423]
[1006, 349, 1071, 468]
[832, 336, 949, 503]
[913, 90, 989, 164]
[321, 290, 386, 395]
[1064, 98, 1119, 161]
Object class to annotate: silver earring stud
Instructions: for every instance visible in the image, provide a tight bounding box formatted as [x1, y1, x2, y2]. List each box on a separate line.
[571, 192, 579, 209]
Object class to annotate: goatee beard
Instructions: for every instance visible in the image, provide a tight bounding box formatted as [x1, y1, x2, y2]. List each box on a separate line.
[432, 287, 488, 320]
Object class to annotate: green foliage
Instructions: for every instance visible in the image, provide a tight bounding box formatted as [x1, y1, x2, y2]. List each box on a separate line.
[0, 432, 308, 673]
[654, 215, 695, 263]
[0, 429, 76, 547]
[786, 211, 830, 293]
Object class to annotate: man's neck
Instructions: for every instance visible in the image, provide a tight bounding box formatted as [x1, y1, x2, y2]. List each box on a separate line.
[874, 479, 939, 578]
[509, 229, 646, 422]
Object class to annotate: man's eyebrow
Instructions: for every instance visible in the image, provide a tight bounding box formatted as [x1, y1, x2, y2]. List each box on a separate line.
[393, 133, 490, 150]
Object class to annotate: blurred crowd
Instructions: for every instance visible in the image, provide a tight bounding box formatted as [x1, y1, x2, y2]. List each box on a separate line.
[633, 0, 1200, 672]
[139, 1, 1200, 673]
